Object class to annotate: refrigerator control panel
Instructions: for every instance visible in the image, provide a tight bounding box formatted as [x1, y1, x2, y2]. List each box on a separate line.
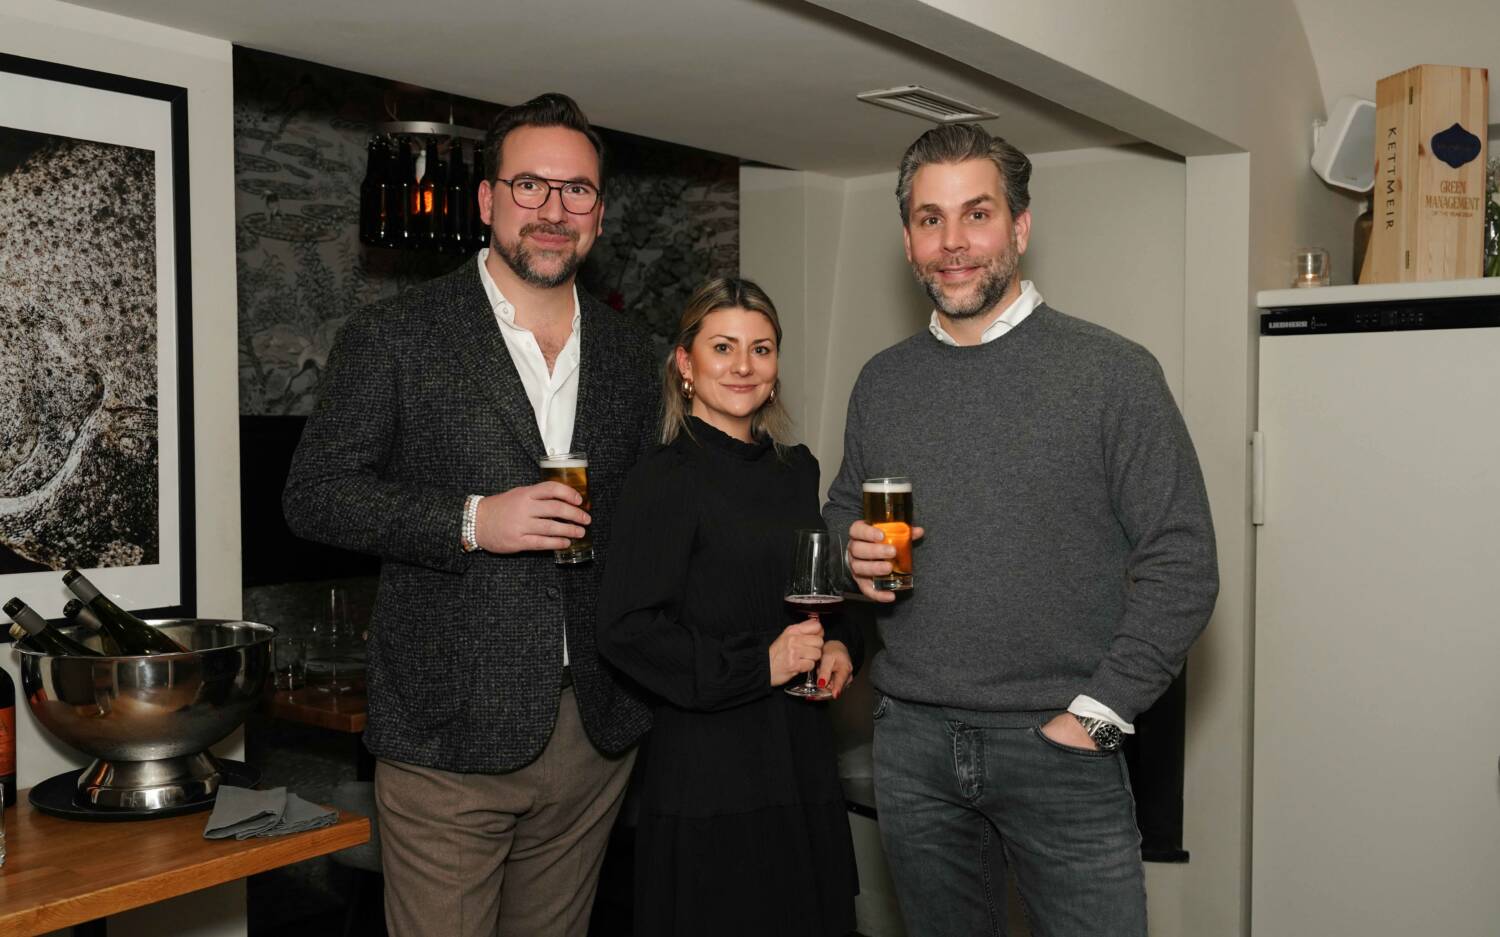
[1261, 296, 1500, 335]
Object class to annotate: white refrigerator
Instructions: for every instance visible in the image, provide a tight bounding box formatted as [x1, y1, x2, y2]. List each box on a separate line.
[1252, 280, 1500, 936]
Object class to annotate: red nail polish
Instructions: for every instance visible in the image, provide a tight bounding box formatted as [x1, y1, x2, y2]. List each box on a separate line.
[817, 678, 827, 687]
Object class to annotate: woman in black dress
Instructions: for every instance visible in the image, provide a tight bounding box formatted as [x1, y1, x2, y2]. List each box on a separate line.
[597, 277, 860, 936]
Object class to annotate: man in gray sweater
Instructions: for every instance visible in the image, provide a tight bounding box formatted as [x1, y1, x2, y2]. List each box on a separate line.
[823, 123, 1218, 935]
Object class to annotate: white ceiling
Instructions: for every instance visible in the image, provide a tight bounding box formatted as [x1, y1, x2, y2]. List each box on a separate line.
[59, 0, 1137, 176]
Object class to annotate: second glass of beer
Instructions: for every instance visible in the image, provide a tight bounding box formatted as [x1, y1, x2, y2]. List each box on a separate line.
[863, 476, 913, 591]
[540, 452, 593, 564]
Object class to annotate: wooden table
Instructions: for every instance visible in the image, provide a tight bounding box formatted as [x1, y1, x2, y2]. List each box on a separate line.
[0, 790, 370, 936]
[264, 686, 368, 734]
[263, 684, 375, 784]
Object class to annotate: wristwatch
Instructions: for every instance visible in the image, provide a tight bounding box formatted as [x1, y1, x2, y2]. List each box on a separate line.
[1074, 715, 1123, 752]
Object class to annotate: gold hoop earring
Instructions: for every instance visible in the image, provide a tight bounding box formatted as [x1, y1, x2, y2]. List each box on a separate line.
[681, 378, 694, 400]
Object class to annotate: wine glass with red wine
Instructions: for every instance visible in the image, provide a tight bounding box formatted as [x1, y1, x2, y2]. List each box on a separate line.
[783, 528, 843, 701]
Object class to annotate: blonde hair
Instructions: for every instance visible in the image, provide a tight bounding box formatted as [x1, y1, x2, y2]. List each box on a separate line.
[661, 277, 793, 449]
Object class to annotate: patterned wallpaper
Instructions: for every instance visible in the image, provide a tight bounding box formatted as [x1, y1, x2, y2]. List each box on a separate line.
[233, 47, 738, 416]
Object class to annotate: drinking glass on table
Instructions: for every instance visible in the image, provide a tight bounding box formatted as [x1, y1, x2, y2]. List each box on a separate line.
[862, 476, 914, 591]
[272, 634, 306, 690]
[783, 529, 843, 701]
[308, 587, 359, 694]
[539, 451, 594, 564]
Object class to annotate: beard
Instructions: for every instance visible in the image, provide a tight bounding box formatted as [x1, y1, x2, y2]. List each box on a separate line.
[912, 229, 1020, 320]
[492, 221, 583, 289]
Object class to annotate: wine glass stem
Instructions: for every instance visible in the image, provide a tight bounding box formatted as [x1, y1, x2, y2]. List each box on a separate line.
[804, 612, 820, 690]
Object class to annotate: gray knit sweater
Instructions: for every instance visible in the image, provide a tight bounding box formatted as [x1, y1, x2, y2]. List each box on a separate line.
[823, 304, 1218, 724]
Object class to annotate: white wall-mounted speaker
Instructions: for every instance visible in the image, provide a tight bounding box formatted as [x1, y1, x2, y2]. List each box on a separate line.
[1311, 95, 1376, 192]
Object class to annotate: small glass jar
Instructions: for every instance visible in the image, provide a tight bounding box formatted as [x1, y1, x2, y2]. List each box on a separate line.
[1293, 247, 1331, 288]
[272, 635, 306, 691]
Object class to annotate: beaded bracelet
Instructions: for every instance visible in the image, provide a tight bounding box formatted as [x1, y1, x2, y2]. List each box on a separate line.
[461, 494, 482, 552]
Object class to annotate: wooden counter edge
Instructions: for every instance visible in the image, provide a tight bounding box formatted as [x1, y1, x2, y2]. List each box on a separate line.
[0, 809, 371, 937]
[262, 688, 368, 734]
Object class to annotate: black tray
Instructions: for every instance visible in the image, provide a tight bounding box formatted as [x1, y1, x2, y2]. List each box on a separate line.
[29, 759, 260, 821]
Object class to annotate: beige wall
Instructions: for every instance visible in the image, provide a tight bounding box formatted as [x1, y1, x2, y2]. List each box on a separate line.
[1, 0, 243, 933]
[1294, 0, 1500, 127]
[1024, 146, 1187, 395]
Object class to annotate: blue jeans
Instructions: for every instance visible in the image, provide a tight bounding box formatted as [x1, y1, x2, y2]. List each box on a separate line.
[872, 693, 1147, 937]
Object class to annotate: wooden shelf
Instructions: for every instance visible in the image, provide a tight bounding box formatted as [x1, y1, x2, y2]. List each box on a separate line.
[0, 791, 370, 936]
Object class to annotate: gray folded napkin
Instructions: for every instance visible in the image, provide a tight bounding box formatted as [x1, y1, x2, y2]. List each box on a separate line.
[204, 784, 337, 840]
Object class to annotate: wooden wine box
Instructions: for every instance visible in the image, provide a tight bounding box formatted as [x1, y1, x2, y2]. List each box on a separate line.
[1364, 64, 1489, 283]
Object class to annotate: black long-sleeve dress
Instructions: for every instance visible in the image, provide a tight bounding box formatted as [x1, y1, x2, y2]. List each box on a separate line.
[597, 417, 860, 936]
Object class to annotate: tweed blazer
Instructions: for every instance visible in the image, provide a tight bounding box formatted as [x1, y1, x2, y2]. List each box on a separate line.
[284, 261, 659, 773]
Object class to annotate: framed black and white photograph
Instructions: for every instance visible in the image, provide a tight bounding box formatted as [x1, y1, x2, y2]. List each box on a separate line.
[0, 52, 194, 622]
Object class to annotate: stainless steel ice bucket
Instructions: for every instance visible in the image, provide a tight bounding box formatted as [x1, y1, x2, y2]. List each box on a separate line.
[17, 619, 274, 810]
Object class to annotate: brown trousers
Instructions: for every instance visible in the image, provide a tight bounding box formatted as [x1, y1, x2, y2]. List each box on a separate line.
[374, 688, 635, 937]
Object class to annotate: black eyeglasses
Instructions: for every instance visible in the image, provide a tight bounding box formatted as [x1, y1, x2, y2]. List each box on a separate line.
[494, 175, 601, 214]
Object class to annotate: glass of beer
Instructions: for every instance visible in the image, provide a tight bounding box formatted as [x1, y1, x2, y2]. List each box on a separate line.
[862, 476, 913, 591]
[540, 451, 594, 564]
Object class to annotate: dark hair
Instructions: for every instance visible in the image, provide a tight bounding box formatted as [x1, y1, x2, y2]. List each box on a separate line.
[895, 122, 1031, 224]
[483, 92, 606, 191]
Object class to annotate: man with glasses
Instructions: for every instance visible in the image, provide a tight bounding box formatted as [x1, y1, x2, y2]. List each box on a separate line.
[285, 93, 658, 937]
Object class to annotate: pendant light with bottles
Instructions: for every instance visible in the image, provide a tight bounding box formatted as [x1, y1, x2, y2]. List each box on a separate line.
[363, 99, 486, 254]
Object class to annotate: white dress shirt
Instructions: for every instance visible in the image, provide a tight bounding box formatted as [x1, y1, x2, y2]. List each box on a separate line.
[477, 249, 581, 456]
[928, 280, 1134, 736]
[927, 278, 1044, 347]
[476, 249, 581, 665]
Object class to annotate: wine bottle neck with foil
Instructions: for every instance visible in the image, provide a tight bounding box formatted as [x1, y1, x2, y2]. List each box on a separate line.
[4, 597, 103, 657]
[60, 570, 188, 654]
[63, 599, 123, 655]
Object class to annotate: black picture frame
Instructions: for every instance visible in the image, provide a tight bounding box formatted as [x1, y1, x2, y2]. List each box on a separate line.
[0, 52, 195, 630]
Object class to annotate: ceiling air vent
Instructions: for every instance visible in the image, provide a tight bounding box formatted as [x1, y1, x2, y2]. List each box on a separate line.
[856, 85, 998, 123]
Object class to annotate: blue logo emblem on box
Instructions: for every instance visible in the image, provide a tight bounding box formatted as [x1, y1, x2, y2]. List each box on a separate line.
[1431, 123, 1482, 169]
